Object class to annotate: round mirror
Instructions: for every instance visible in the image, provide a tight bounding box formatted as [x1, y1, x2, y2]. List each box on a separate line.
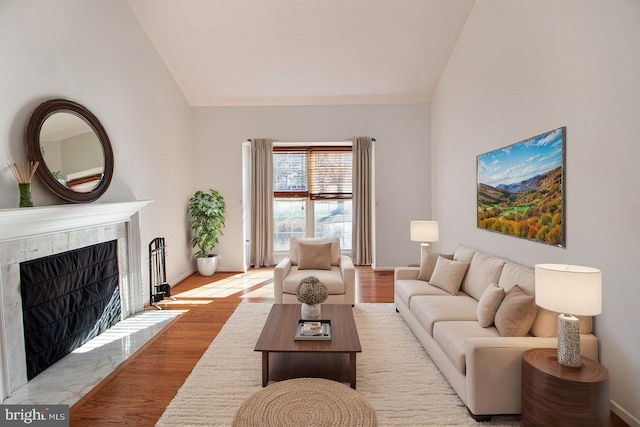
[25, 99, 114, 203]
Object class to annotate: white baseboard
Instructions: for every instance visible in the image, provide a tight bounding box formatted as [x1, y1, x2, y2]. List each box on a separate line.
[170, 270, 195, 286]
[371, 266, 395, 272]
[170, 268, 248, 286]
[612, 400, 640, 427]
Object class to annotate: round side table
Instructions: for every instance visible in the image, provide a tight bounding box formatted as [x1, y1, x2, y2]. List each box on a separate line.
[521, 348, 610, 427]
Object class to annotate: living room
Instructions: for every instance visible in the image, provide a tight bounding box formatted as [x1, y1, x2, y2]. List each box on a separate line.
[1, 0, 638, 425]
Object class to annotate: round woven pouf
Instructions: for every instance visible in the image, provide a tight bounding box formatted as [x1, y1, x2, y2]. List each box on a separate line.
[232, 378, 378, 427]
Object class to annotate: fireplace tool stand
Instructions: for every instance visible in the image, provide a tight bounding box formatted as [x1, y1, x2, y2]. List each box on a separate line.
[149, 237, 175, 310]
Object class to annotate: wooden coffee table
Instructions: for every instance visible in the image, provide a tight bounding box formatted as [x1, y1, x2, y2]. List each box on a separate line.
[254, 304, 362, 388]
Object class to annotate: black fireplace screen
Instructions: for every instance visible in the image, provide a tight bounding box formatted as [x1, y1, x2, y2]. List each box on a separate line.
[19, 240, 121, 380]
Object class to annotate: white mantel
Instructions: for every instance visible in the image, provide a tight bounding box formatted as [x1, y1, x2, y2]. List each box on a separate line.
[0, 201, 152, 401]
[0, 201, 152, 242]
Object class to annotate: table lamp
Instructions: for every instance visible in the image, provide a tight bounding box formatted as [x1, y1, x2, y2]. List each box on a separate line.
[410, 220, 439, 259]
[535, 264, 602, 368]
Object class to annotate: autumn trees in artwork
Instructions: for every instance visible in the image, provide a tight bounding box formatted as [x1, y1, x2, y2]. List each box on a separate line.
[477, 166, 563, 246]
[477, 127, 565, 246]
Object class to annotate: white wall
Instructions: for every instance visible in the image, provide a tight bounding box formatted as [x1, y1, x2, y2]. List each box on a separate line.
[192, 104, 431, 271]
[0, 1, 195, 288]
[431, 0, 640, 423]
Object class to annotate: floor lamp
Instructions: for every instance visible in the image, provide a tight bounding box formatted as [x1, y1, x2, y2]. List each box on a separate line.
[410, 221, 439, 259]
[535, 264, 602, 368]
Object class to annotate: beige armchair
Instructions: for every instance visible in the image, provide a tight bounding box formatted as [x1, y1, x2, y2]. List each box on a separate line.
[273, 237, 355, 304]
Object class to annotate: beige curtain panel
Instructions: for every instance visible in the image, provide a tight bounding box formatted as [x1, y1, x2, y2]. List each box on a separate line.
[250, 138, 274, 267]
[352, 136, 373, 265]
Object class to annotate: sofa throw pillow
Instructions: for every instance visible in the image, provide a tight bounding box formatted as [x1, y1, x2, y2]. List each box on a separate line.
[290, 237, 341, 266]
[494, 285, 538, 337]
[417, 252, 453, 282]
[428, 256, 470, 295]
[297, 242, 332, 270]
[476, 283, 506, 327]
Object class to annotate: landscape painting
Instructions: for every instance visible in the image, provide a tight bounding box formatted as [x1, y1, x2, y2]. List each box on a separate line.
[477, 127, 565, 247]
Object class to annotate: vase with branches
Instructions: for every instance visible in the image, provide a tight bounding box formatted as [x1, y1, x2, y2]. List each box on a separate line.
[7, 161, 39, 207]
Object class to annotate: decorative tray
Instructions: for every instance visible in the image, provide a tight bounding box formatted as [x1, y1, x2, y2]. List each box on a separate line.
[294, 320, 332, 340]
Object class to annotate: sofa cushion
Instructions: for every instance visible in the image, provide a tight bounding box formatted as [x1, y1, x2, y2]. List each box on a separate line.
[476, 283, 506, 327]
[429, 257, 470, 295]
[282, 266, 345, 295]
[461, 252, 506, 301]
[297, 242, 332, 270]
[433, 321, 500, 374]
[497, 261, 535, 295]
[395, 280, 451, 308]
[411, 294, 478, 335]
[289, 237, 340, 266]
[453, 244, 476, 263]
[494, 285, 537, 337]
[417, 252, 453, 281]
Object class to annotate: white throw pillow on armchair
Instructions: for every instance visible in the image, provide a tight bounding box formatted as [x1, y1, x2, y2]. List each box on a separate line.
[297, 242, 332, 270]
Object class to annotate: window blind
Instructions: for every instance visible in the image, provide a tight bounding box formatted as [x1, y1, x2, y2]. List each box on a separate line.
[273, 146, 352, 200]
[309, 149, 352, 200]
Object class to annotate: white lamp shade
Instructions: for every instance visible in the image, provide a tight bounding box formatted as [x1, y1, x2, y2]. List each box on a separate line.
[410, 221, 439, 243]
[535, 264, 602, 316]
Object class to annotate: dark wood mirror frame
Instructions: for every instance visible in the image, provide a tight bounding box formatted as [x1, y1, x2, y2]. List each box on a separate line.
[25, 99, 114, 203]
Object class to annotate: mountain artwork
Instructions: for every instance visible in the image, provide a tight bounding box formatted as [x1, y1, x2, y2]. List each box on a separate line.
[476, 127, 565, 247]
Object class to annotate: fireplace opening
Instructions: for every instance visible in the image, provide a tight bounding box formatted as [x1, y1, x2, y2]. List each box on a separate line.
[19, 240, 121, 380]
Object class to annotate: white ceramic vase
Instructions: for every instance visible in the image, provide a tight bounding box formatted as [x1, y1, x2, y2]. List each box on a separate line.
[301, 303, 321, 320]
[196, 254, 218, 276]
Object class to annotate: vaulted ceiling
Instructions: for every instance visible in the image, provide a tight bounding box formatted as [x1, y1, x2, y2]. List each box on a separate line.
[127, 0, 475, 106]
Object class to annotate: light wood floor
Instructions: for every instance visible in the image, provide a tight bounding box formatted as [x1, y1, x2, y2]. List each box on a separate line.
[69, 267, 627, 426]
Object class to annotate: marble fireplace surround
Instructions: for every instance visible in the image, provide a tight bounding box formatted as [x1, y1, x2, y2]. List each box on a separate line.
[0, 201, 151, 401]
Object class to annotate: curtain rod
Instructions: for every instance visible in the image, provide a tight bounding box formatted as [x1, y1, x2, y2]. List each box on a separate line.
[245, 138, 376, 142]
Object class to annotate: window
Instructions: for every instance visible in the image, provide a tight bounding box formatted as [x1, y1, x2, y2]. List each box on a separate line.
[273, 146, 352, 252]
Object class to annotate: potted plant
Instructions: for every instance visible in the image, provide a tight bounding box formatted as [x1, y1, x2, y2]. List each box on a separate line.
[188, 189, 226, 276]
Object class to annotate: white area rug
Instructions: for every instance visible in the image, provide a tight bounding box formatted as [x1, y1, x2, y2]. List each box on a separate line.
[156, 303, 520, 426]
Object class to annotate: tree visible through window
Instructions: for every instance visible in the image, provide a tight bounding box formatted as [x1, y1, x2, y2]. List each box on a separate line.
[273, 146, 352, 252]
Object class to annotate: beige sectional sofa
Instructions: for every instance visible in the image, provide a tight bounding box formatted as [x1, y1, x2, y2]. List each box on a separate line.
[394, 244, 599, 420]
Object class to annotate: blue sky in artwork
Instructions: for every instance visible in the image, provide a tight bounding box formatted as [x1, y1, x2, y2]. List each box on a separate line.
[477, 128, 564, 187]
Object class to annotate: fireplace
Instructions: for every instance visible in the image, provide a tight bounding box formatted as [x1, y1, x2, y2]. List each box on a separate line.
[0, 201, 150, 401]
[20, 240, 121, 380]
